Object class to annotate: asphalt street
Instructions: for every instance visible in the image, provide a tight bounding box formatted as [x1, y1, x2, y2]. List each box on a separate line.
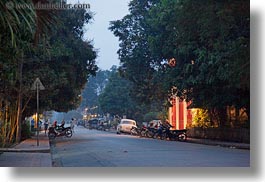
[50, 126, 250, 167]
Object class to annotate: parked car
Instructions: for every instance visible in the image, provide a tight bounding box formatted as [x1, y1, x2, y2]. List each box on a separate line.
[117, 119, 137, 134]
[77, 120, 85, 126]
[87, 118, 104, 129]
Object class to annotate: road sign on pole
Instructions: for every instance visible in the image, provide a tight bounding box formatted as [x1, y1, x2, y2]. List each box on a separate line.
[31, 77, 45, 91]
[31, 78, 45, 146]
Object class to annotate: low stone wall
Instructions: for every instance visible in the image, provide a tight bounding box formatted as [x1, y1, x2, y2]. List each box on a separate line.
[187, 127, 250, 143]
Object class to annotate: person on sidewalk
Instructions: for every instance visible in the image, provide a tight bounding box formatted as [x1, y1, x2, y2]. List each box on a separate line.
[70, 118, 75, 133]
[44, 119, 49, 135]
[31, 118, 35, 131]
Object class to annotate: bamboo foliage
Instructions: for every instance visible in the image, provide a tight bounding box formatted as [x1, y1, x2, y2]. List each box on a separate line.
[0, 0, 55, 146]
[0, 100, 17, 147]
[1, 1, 98, 147]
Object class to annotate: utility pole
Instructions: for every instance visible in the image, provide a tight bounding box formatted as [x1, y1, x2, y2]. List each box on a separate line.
[31, 78, 45, 146]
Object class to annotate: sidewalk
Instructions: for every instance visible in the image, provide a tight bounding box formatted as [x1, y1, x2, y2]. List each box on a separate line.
[0, 131, 52, 167]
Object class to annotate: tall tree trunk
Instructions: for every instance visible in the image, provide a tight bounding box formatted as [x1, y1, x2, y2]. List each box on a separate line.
[15, 52, 23, 143]
[2, 101, 9, 146]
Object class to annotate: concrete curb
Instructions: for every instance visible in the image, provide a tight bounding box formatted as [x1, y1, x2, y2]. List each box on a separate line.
[185, 139, 250, 150]
[0, 131, 51, 154]
[0, 148, 50, 153]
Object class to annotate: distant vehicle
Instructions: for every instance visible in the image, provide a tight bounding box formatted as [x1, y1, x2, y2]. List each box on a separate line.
[77, 120, 85, 126]
[87, 118, 104, 129]
[117, 119, 137, 134]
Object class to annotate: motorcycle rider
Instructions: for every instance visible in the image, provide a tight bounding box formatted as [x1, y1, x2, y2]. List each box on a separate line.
[154, 120, 172, 139]
[53, 120, 58, 128]
[164, 119, 173, 129]
[52, 120, 65, 135]
[60, 120, 65, 128]
[155, 122, 164, 138]
[48, 120, 73, 139]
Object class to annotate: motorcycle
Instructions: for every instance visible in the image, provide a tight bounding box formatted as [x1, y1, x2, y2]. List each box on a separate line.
[153, 124, 187, 141]
[170, 129, 187, 141]
[130, 125, 148, 137]
[153, 125, 168, 140]
[48, 125, 73, 139]
[145, 127, 158, 138]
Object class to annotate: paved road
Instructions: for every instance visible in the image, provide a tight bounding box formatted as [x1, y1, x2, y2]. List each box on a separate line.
[50, 126, 250, 167]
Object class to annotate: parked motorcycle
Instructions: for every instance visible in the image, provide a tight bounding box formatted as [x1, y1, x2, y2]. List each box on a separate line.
[48, 126, 73, 139]
[130, 125, 148, 137]
[145, 127, 158, 138]
[153, 124, 168, 140]
[153, 124, 187, 141]
[130, 126, 140, 136]
[170, 129, 187, 141]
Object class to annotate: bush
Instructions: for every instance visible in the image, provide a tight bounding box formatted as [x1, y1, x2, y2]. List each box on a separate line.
[192, 109, 212, 128]
[21, 122, 32, 140]
[143, 112, 159, 122]
[143, 111, 166, 122]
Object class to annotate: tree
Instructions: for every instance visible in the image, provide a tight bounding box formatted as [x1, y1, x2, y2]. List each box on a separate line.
[23, 7, 98, 114]
[147, 0, 250, 127]
[0, 1, 98, 146]
[98, 68, 135, 118]
[109, 0, 163, 107]
[0, 0, 56, 144]
[80, 69, 111, 112]
[110, 0, 249, 128]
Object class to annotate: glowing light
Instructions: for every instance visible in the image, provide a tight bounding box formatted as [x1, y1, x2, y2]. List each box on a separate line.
[168, 58, 176, 67]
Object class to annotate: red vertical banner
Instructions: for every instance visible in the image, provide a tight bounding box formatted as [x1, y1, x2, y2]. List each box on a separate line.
[179, 102, 184, 129]
[172, 98, 176, 129]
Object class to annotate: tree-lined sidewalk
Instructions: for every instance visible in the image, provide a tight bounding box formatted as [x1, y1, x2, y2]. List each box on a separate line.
[0, 0, 98, 147]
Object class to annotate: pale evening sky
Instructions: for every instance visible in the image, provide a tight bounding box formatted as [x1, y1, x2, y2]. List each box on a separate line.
[68, 0, 130, 70]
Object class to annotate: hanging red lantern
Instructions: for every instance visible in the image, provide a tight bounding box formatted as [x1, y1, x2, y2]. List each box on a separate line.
[168, 58, 176, 67]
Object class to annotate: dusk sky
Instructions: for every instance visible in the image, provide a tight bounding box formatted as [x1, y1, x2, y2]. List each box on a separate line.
[69, 0, 130, 70]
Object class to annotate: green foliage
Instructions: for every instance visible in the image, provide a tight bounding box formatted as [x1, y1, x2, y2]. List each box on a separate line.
[21, 122, 32, 140]
[109, 0, 163, 106]
[22, 8, 98, 114]
[148, 0, 249, 106]
[80, 69, 111, 112]
[191, 109, 212, 128]
[98, 68, 137, 118]
[0, 0, 98, 144]
[143, 112, 159, 122]
[110, 0, 250, 127]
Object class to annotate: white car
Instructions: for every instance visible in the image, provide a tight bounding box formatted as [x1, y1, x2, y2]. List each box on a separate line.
[116, 119, 137, 134]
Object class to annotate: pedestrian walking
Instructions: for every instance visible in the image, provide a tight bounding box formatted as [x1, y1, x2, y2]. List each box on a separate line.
[31, 118, 35, 131]
[44, 119, 49, 135]
[70, 118, 75, 133]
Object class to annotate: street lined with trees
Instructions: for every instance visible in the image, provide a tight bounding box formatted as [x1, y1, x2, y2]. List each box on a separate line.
[1, 0, 250, 147]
